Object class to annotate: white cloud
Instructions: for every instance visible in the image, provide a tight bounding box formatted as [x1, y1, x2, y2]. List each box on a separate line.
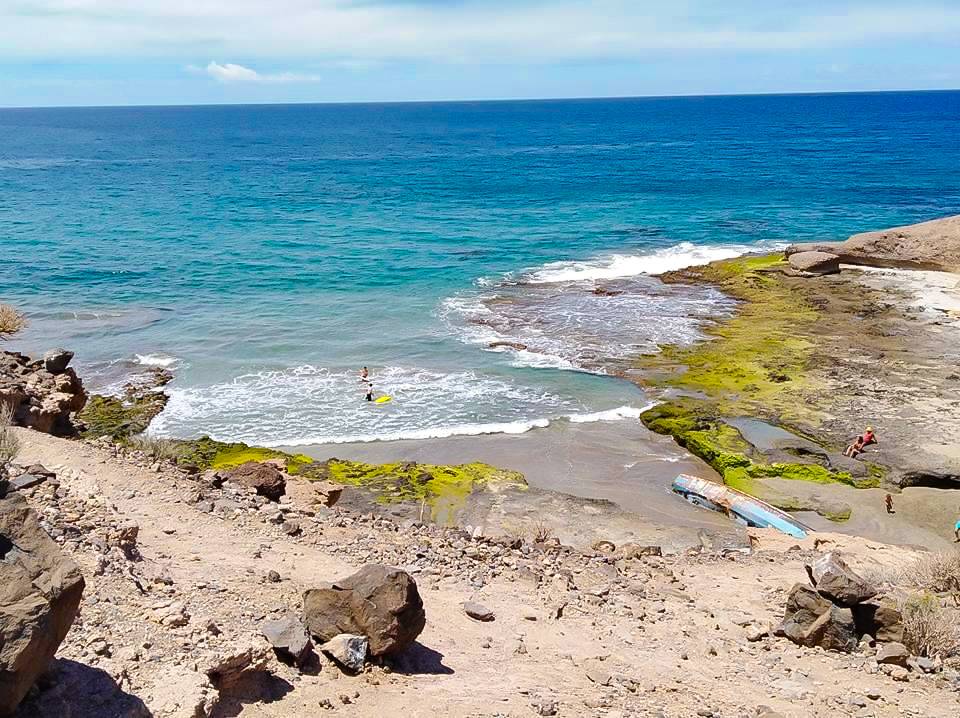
[202, 61, 319, 84]
[1, 1, 959, 64]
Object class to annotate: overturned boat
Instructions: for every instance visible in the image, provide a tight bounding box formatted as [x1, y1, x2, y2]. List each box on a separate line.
[672, 474, 813, 539]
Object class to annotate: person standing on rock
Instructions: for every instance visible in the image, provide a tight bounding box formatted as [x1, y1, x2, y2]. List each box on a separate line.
[884, 493, 894, 514]
[955, 514, 960, 542]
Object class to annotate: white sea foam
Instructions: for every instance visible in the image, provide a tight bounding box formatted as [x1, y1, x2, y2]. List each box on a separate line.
[567, 404, 656, 423]
[520, 242, 764, 284]
[263, 417, 553, 446]
[134, 353, 179, 368]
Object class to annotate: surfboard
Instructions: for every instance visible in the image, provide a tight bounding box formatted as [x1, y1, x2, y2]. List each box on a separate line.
[375, 396, 392, 404]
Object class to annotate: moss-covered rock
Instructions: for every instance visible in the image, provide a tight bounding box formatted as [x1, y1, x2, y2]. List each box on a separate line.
[78, 393, 168, 441]
[641, 401, 867, 520]
[170, 436, 524, 523]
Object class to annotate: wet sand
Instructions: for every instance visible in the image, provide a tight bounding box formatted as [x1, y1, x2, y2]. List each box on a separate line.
[282, 418, 733, 537]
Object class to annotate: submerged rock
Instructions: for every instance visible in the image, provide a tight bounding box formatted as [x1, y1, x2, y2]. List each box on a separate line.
[0, 492, 85, 714]
[303, 564, 425, 657]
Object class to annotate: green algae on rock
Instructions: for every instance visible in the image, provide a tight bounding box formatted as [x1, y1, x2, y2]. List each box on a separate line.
[78, 368, 172, 441]
[297, 459, 526, 523]
[171, 436, 525, 523]
[641, 401, 870, 522]
[642, 253, 819, 425]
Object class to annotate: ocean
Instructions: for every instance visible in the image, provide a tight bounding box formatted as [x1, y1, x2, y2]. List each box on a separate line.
[2, 91, 959, 447]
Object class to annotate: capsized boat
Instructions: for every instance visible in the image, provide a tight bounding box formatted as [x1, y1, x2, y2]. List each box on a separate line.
[672, 474, 813, 539]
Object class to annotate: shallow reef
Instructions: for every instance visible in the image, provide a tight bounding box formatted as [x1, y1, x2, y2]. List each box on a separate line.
[636, 254, 884, 520]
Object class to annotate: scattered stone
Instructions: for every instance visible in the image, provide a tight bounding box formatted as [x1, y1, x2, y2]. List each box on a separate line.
[303, 565, 425, 657]
[202, 644, 271, 687]
[0, 492, 85, 715]
[320, 634, 368, 673]
[9, 473, 46, 491]
[266, 570, 282, 583]
[224, 462, 286, 501]
[282, 520, 301, 536]
[531, 699, 558, 716]
[583, 657, 612, 686]
[876, 642, 910, 667]
[805, 552, 877, 606]
[261, 614, 313, 667]
[463, 601, 495, 622]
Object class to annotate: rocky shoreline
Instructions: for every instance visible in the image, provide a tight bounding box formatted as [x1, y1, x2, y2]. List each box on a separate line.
[2, 215, 960, 716]
[624, 215, 960, 545]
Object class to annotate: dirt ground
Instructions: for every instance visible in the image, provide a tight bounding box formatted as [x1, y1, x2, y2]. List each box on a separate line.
[11, 428, 960, 718]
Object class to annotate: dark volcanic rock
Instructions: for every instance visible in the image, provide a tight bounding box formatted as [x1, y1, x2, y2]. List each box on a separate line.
[42, 349, 74, 375]
[0, 492, 85, 714]
[776, 584, 857, 652]
[261, 614, 312, 666]
[303, 565, 425, 657]
[853, 599, 904, 643]
[0, 351, 87, 436]
[805, 552, 877, 607]
[224, 462, 286, 502]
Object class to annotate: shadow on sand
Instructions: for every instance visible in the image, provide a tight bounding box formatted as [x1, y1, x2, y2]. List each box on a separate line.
[389, 642, 454, 676]
[16, 659, 152, 717]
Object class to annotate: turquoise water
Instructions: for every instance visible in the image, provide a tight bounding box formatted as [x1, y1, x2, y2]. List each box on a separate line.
[1, 92, 958, 444]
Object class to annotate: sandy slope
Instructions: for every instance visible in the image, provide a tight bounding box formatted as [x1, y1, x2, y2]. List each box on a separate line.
[11, 428, 960, 718]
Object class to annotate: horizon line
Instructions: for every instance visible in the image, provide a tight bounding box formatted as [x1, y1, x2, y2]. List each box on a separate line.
[1, 86, 958, 111]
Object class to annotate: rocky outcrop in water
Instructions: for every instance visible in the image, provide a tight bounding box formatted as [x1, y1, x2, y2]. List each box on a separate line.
[786, 214, 960, 272]
[0, 350, 86, 436]
[0, 489, 85, 714]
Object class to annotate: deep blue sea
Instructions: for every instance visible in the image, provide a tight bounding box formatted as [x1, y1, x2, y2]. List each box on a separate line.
[2, 92, 959, 445]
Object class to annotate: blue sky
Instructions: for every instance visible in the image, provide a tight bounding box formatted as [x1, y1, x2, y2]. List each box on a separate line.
[1, 1, 959, 106]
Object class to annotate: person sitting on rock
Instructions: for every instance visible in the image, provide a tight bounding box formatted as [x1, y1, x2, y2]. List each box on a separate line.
[844, 426, 877, 458]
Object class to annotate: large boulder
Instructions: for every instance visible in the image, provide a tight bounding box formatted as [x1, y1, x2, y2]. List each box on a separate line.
[303, 565, 425, 657]
[805, 552, 877, 606]
[776, 584, 858, 652]
[0, 351, 86, 436]
[0, 492, 85, 714]
[787, 251, 840, 276]
[785, 214, 960, 272]
[223, 462, 285, 502]
[852, 598, 903, 643]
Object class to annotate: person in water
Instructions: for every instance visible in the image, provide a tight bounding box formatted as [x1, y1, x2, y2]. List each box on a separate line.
[365, 384, 374, 402]
[360, 366, 369, 381]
